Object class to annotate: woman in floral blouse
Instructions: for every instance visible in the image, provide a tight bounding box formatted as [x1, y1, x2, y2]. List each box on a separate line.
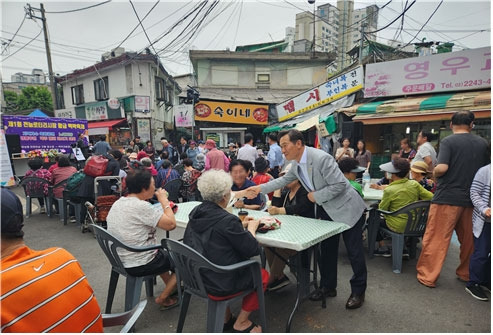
[24, 157, 52, 214]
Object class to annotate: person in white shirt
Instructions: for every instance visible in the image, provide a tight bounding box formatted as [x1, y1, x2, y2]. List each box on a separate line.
[412, 130, 437, 174]
[237, 133, 258, 166]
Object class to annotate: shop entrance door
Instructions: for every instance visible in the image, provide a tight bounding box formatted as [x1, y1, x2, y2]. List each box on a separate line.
[201, 128, 246, 148]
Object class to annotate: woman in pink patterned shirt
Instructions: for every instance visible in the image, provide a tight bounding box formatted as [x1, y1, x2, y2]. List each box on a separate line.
[24, 157, 52, 214]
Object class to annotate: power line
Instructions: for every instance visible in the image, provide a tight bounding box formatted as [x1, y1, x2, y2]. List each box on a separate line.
[1, 15, 26, 55]
[3, 28, 42, 61]
[365, 0, 416, 34]
[396, 0, 444, 50]
[45, 1, 112, 14]
[128, 0, 160, 57]
[114, 0, 160, 51]
[232, 0, 243, 47]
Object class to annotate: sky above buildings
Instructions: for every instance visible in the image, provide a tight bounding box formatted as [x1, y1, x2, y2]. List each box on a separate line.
[1, 0, 491, 80]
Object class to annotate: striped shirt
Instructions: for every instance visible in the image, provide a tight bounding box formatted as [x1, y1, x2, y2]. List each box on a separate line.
[470, 164, 491, 238]
[1, 246, 103, 333]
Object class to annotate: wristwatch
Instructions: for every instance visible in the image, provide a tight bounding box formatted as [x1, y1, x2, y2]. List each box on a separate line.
[164, 205, 171, 211]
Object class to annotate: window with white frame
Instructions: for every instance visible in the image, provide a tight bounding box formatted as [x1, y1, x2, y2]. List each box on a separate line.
[71, 84, 84, 105]
[94, 77, 109, 101]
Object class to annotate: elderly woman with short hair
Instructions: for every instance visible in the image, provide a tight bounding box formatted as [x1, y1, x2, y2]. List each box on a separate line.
[184, 170, 268, 333]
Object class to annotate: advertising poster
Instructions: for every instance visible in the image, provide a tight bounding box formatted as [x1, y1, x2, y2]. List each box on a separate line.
[2, 115, 88, 152]
[136, 118, 151, 142]
[174, 104, 194, 127]
[0, 130, 15, 187]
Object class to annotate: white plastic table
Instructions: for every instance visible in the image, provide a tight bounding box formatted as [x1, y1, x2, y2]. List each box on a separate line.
[363, 188, 384, 201]
[156, 201, 349, 331]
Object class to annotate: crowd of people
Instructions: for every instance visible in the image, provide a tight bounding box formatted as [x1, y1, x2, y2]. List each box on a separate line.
[2, 110, 490, 332]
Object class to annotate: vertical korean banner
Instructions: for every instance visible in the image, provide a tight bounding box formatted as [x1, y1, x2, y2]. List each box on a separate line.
[0, 129, 16, 187]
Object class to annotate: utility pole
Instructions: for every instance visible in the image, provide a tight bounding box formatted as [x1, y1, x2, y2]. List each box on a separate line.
[312, 1, 316, 58]
[358, 23, 366, 64]
[25, 3, 57, 110]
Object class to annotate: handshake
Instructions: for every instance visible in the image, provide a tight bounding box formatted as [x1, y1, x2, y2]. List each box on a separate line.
[235, 185, 262, 200]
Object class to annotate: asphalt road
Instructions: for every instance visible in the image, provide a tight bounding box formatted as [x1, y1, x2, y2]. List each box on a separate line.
[12, 187, 491, 333]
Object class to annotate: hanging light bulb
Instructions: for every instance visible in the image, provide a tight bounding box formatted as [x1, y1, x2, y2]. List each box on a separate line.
[406, 126, 410, 134]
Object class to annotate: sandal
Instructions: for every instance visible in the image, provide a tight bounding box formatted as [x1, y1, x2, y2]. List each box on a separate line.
[158, 297, 179, 311]
[223, 315, 237, 332]
[232, 321, 259, 333]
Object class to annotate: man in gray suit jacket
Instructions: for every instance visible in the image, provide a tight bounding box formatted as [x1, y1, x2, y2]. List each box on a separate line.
[245, 129, 367, 309]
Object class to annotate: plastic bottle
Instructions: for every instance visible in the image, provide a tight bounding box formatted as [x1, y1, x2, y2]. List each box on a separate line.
[362, 171, 371, 191]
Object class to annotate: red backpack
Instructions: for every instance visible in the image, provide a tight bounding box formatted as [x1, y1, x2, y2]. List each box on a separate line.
[83, 155, 111, 177]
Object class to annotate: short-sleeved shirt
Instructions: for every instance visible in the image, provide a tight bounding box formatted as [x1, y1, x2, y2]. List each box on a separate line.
[432, 133, 488, 207]
[355, 150, 372, 168]
[349, 179, 364, 198]
[106, 197, 163, 268]
[232, 179, 262, 206]
[412, 142, 437, 167]
[336, 147, 355, 161]
[1, 246, 103, 333]
[237, 144, 259, 165]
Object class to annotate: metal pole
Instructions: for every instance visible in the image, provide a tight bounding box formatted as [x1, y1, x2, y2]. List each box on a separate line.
[40, 3, 57, 110]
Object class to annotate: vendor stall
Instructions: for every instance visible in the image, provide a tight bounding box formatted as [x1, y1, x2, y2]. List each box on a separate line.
[87, 118, 131, 149]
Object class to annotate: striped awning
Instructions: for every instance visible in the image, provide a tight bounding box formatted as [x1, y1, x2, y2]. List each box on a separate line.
[351, 90, 491, 124]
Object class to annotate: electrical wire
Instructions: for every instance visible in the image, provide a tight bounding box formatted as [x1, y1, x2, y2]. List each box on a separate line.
[128, 0, 160, 56]
[1, 15, 26, 55]
[114, 0, 160, 51]
[2, 28, 42, 61]
[45, 1, 112, 14]
[232, 0, 243, 47]
[365, 0, 416, 34]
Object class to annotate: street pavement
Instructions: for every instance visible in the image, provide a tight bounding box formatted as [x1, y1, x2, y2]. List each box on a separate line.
[11, 186, 491, 333]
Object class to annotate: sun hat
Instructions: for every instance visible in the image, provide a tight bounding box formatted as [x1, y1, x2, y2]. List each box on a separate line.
[379, 161, 400, 174]
[205, 139, 216, 149]
[410, 161, 428, 174]
[351, 166, 367, 173]
[189, 140, 196, 145]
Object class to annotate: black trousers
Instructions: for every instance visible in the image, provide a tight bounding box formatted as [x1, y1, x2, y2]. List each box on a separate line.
[318, 208, 367, 295]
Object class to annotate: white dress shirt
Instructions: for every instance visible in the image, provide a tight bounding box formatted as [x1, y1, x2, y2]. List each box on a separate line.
[237, 143, 258, 165]
[297, 146, 314, 191]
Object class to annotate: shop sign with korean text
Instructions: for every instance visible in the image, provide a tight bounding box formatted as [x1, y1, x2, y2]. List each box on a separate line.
[194, 100, 269, 125]
[276, 66, 364, 122]
[174, 105, 194, 127]
[135, 96, 151, 116]
[364, 47, 491, 98]
[85, 101, 108, 121]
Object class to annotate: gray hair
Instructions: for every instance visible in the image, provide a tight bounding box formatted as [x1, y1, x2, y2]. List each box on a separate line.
[140, 157, 152, 167]
[198, 170, 233, 204]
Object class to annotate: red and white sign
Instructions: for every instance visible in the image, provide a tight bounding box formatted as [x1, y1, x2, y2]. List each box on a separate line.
[364, 47, 491, 98]
[135, 96, 150, 116]
[276, 66, 364, 122]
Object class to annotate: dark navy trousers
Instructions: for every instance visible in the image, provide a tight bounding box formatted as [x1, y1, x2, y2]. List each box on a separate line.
[468, 222, 491, 286]
[318, 208, 367, 295]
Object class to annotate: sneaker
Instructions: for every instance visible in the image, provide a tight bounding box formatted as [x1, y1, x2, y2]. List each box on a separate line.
[267, 275, 290, 292]
[373, 248, 391, 258]
[481, 284, 491, 293]
[402, 249, 410, 260]
[465, 284, 489, 301]
[40, 207, 46, 214]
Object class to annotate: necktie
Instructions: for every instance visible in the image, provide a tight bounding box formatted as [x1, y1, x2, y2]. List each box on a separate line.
[297, 164, 313, 191]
